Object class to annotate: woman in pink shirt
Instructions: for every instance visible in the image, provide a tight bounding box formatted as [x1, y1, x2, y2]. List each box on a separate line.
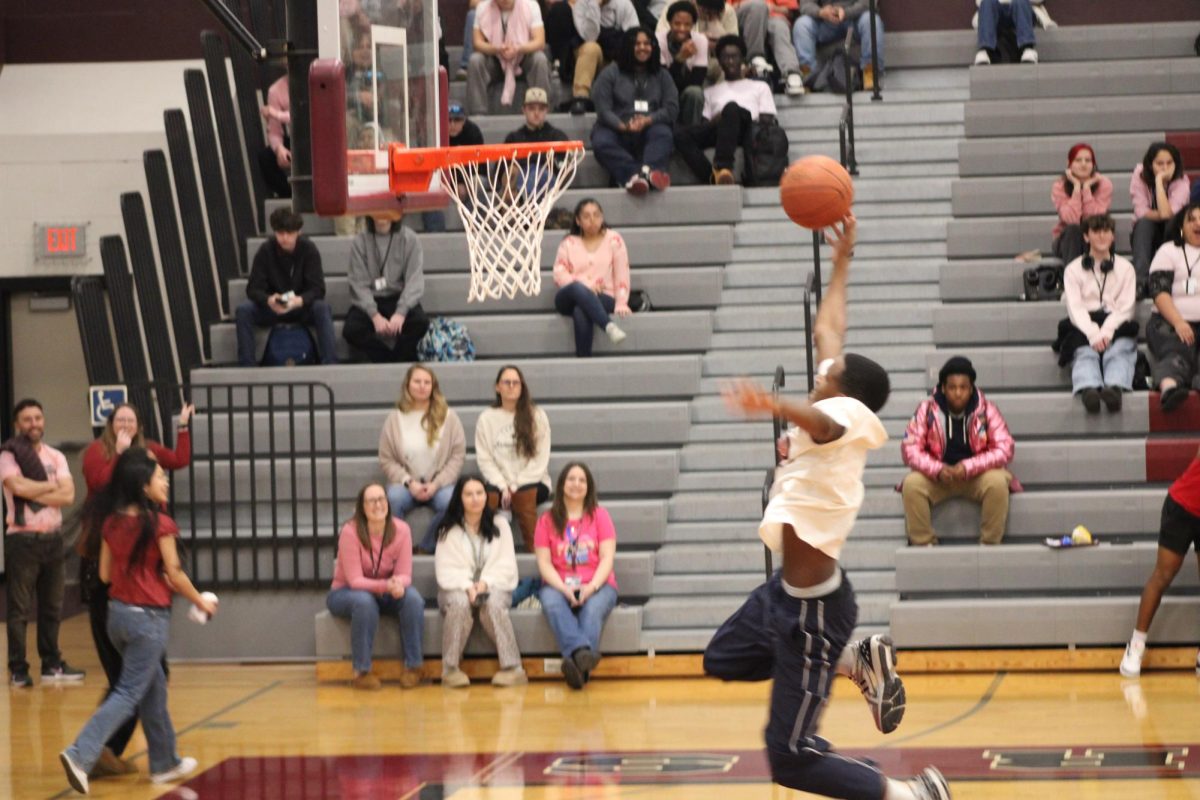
[553, 198, 632, 357]
[326, 483, 425, 690]
[1131, 141, 1190, 290]
[1051, 142, 1112, 265]
[534, 462, 619, 689]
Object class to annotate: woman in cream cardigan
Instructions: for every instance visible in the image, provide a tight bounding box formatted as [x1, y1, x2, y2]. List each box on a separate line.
[434, 474, 526, 688]
[379, 364, 466, 553]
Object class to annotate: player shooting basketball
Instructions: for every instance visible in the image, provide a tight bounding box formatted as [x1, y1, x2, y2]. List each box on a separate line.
[705, 214, 952, 800]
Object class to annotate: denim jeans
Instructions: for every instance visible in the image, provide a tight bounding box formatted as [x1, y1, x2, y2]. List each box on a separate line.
[386, 483, 455, 552]
[235, 298, 338, 366]
[590, 122, 675, 185]
[460, 9, 476, 69]
[326, 586, 426, 673]
[66, 602, 179, 775]
[1131, 217, 1167, 287]
[554, 283, 616, 357]
[1072, 338, 1137, 393]
[793, 11, 884, 71]
[976, 0, 1036, 51]
[5, 531, 65, 675]
[537, 583, 618, 658]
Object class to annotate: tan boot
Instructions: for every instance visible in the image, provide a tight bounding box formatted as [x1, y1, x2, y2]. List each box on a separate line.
[91, 747, 137, 778]
[351, 672, 382, 691]
[399, 666, 424, 689]
[862, 64, 875, 91]
[712, 168, 735, 186]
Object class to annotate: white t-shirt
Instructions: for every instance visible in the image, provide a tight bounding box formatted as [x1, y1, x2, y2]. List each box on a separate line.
[400, 409, 440, 482]
[474, 0, 545, 31]
[1150, 242, 1200, 322]
[759, 395, 888, 559]
[703, 78, 777, 121]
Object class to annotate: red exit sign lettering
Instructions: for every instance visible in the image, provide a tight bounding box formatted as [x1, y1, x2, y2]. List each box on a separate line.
[35, 223, 88, 259]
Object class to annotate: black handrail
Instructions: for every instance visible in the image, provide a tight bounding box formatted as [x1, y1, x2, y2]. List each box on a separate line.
[868, 0, 882, 101]
[840, 28, 860, 177]
[763, 365, 786, 581]
[811, 230, 824, 306]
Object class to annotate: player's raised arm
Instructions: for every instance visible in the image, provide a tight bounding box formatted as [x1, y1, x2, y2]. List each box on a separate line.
[813, 214, 857, 364]
[722, 380, 845, 444]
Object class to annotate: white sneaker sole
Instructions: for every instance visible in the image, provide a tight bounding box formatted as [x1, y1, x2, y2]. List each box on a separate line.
[42, 673, 86, 683]
[151, 756, 198, 785]
[864, 635, 906, 734]
[60, 750, 89, 794]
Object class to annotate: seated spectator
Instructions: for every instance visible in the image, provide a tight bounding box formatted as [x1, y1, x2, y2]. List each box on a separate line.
[236, 208, 337, 366]
[343, 213, 430, 364]
[657, 1, 709, 126]
[458, 0, 482, 79]
[475, 365, 553, 550]
[657, 0, 739, 82]
[1147, 202, 1200, 412]
[1056, 214, 1138, 413]
[1052, 143, 1112, 266]
[793, 0, 884, 89]
[326, 484, 425, 691]
[553, 198, 631, 356]
[467, 0, 552, 115]
[257, 75, 292, 198]
[973, 0, 1037, 65]
[591, 27, 679, 195]
[728, 0, 805, 96]
[379, 365, 466, 552]
[1132, 142, 1190, 292]
[434, 475, 527, 688]
[448, 103, 486, 146]
[900, 356, 1017, 546]
[675, 35, 775, 186]
[505, 88, 569, 144]
[534, 462, 619, 690]
[544, 0, 640, 115]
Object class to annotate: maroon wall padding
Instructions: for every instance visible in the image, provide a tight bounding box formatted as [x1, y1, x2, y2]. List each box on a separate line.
[1146, 438, 1200, 483]
[1149, 391, 1200, 433]
[1166, 133, 1200, 174]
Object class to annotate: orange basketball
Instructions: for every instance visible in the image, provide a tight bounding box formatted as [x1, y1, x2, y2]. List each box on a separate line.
[779, 155, 854, 230]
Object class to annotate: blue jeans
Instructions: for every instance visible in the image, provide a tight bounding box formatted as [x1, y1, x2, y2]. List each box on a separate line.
[538, 583, 618, 658]
[590, 122, 674, 185]
[326, 586, 426, 672]
[66, 602, 180, 775]
[235, 298, 338, 366]
[793, 11, 884, 71]
[555, 283, 616, 357]
[1072, 338, 1137, 393]
[386, 483, 455, 552]
[460, 9, 476, 69]
[977, 0, 1036, 51]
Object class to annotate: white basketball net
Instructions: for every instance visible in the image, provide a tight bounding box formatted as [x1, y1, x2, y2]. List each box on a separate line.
[439, 147, 584, 302]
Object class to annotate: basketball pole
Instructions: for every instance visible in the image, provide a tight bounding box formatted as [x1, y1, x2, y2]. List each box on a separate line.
[284, 0, 320, 213]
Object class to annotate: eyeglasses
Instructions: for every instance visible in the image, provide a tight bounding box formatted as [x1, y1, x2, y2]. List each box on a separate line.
[365, 496, 389, 505]
[498, 379, 522, 387]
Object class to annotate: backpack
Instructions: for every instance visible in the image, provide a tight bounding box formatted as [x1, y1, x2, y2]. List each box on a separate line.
[1022, 264, 1064, 302]
[805, 48, 859, 95]
[417, 317, 475, 362]
[261, 324, 318, 367]
[748, 118, 790, 187]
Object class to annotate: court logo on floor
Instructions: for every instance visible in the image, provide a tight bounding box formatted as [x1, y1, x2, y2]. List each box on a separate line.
[545, 753, 739, 776]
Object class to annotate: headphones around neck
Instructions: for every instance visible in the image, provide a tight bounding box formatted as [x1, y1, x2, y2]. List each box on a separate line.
[1083, 253, 1114, 273]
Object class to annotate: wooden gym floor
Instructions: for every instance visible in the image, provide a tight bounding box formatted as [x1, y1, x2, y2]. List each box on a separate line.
[6, 614, 1200, 799]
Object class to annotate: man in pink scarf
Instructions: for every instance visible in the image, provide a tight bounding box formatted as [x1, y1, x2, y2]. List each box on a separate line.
[467, 0, 552, 114]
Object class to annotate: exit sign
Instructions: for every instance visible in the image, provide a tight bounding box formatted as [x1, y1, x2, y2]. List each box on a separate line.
[35, 223, 88, 259]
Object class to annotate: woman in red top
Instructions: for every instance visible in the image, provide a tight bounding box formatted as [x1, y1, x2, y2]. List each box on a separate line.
[76, 401, 192, 778]
[60, 448, 216, 795]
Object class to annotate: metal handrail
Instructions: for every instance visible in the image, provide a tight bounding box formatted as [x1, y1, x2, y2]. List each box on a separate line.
[868, 0, 882, 101]
[840, 28, 860, 177]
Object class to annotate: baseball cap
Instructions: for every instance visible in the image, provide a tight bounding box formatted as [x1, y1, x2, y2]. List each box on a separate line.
[523, 87, 549, 106]
[448, 103, 466, 119]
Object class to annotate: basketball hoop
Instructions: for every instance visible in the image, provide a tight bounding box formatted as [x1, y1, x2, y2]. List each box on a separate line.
[389, 141, 586, 301]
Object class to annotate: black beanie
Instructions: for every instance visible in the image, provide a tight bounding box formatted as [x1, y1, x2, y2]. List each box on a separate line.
[938, 356, 976, 387]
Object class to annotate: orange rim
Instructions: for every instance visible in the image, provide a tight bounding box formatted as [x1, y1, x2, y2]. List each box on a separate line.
[388, 141, 585, 194]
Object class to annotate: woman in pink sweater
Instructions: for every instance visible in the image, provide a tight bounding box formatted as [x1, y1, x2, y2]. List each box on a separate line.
[326, 483, 425, 690]
[1131, 141, 1190, 290]
[553, 198, 632, 357]
[1051, 142, 1112, 265]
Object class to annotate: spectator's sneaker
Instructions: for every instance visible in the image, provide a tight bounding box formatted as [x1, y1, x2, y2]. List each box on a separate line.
[1020, 47, 1039, 64]
[973, 49, 991, 66]
[560, 654, 586, 690]
[569, 97, 589, 116]
[648, 169, 671, 192]
[92, 746, 137, 778]
[1100, 386, 1123, 412]
[785, 73, 806, 97]
[455, 67, 468, 81]
[150, 756, 198, 785]
[712, 168, 736, 185]
[399, 667, 424, 689]
[60, 750, 89, 795]
[1160, 385, 1189, 412]
[750, 56, 773, 77]
[11, 670, 33, 688]
[848, 634, 906, 734]
[351, 673, 382, 691]
[1119, 640, 1144, 678]
[624, 175, 649, 196]
[1080, 388, 1101, 414]
[42, 663, 85, 683]
[862, 64, 876, 91]
[605, 322, 627, 344]
[573, 646, 601, 676]
[442, 667, 470, 688]
[908, 766, 951, 800]
[491, 667, 528, 687]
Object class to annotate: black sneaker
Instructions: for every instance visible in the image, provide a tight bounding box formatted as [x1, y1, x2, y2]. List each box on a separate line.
[11, 670, 33, 688]
[561, 652, 586, 690]
[42, 662, 86, 683]
[1080, 388, 1101, 414]
[848, 634, 906, 734]
[1099, 386, 1123, 412]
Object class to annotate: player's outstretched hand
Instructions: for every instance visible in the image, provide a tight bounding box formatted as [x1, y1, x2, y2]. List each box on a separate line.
[722, 379, 777, 418]
[825, 213, 857, 262]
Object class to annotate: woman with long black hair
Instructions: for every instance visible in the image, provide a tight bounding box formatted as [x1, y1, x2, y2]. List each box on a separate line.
[60, 448, 216, 795]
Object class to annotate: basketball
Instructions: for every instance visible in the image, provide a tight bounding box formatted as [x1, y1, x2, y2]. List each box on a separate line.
[779, 155, 855, 229]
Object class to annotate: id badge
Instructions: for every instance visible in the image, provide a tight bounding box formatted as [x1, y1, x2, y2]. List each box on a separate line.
[633, 99, 649, 113]
[374, 277, 388, 292]
[565, 575, 581, 589]
[1188, 278, 1197, 296]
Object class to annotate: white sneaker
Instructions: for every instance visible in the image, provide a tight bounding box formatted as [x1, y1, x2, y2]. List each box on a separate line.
[909, 766, 951, 800]
[1020, 47, 1039, 64]
[151, 756, 198, 785]
[973, 49, 991, 66]
[750, 56, 773, 77]
[60, 750, 89, 795]
[785, 73, 806, 97]
[605, 322, 627, 344]
[1119, 640, 1144, 678]
[848, 634, 906, 734]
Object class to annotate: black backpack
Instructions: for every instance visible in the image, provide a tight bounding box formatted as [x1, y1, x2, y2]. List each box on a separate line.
[805, 49, 859, 95]
[261, 324, 319, 367]
[748, 117, 790, 187]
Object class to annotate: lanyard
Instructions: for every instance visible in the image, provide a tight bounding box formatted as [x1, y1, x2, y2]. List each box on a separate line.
[364, 537, 383, 578]
[466, 528, 486, 582]
[1092, 267, 1108, 305]
[373, 230, 396, 275]
[1185, 244, 1200, 281]
[565, 521, 581, 568]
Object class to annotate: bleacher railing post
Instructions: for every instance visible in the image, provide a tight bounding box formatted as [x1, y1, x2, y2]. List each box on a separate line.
[868, 0, 882, 101]
[811, 230, 823, 306]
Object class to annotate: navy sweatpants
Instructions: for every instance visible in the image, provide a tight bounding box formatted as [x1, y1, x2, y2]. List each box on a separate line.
[704, 573, 886, 800]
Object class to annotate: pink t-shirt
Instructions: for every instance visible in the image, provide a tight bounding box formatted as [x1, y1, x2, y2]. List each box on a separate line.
[329, 518, 413, 594]
[533, 506, 618, 591]
[0, 443, 69, 533]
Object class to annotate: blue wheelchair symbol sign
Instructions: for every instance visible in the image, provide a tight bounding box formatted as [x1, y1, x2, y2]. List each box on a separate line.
[90, 386, 127, 427]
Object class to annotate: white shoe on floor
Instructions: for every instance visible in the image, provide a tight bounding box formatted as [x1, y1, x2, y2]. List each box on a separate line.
[1020, 47, 1039, 63]
[1119, 640, 1144, 678]
[785, 73, 806, 97]
[151, 756, 198, 785]
[973, 49, 991, 66]
[605, 322, 626, 344]
[60, 750, 89, 795]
